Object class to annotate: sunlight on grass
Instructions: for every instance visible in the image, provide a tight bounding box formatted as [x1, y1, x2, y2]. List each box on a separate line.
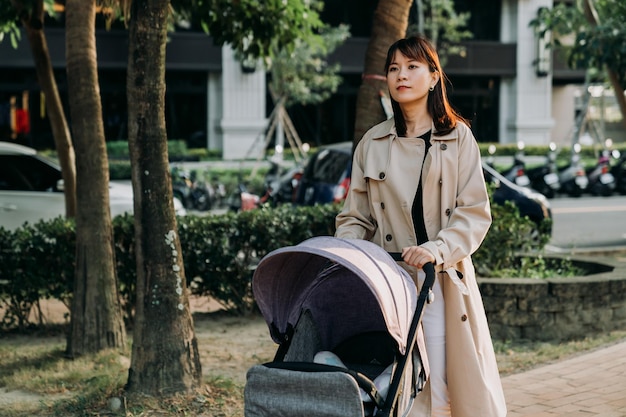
[0, 337, 130, 416]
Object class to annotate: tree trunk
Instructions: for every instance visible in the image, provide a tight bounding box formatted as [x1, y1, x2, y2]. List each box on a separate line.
[65, 0, 127, 357]
[11, 0, 77, 217]
[352, 0, 413, 143]
[125, 0, 201, 395]
[582, 0, 626, 131]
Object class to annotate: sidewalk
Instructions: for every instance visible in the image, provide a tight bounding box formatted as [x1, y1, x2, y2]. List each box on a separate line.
[502, 340, 626, 416]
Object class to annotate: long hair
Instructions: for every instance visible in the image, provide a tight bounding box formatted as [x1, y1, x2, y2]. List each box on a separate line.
[384, 35, 468, 136]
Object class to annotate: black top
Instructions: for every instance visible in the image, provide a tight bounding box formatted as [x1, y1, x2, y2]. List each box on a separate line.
[411, 130, 432, 245]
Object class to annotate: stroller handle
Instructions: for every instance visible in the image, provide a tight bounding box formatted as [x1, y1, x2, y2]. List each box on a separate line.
[388, 252, 436, 272]
[379, 256, 436, 417]
[388, 252, 404, 262]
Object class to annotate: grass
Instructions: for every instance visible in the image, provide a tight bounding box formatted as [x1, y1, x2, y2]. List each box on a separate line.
[489, 255, 587, 279]
[1, 324, 625, 417]
[0, 330, 243, 417]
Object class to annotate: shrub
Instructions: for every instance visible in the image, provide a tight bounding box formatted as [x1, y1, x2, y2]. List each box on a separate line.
[0, 195, 550, 329]
[474, 199, 550, 276]
[0, 218, 75, 330]
[177, 204, 337, 314]
[109, 160, 132, 180]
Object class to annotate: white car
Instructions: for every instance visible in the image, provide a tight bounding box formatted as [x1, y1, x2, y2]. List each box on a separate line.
[0, 141, 185, 231]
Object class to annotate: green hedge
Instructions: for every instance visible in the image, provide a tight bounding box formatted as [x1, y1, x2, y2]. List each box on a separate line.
[0, 218, 75, 329]
[478, 142, 626, 158]
[106, 139, 191, 160]
[0, 197, 547, 330]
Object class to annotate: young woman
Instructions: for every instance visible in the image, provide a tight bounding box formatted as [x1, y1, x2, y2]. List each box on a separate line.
[335, 35, 507, 417]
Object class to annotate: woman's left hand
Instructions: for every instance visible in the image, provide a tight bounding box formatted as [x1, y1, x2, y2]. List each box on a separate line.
[401, 246, 435, 269]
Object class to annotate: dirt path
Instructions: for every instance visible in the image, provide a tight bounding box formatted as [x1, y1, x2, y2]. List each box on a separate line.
[193, 311, 277, 384]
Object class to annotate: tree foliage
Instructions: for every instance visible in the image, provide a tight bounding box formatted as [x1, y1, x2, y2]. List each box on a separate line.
[184, 0, 325, 66]
[269, 23, 349, 107]
[531, 0, 626, 87]
[1, 0, 58, 41]
[0, 2, 20, 47]
[408, 0, 472, 65]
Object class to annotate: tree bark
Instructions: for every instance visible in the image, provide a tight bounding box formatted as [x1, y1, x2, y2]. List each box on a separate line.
[65, 0, 127, 357]
[125, 0, 201, 395]
[352, 0, 413, 144]
[582, 0, 626, 131]
[11, 0, 77, 217]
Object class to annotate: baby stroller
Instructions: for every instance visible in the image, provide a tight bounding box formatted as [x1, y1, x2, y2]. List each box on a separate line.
[244, 236, 435, 417]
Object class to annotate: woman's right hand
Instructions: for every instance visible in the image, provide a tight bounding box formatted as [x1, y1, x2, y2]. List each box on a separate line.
[401, 246, 435, 269]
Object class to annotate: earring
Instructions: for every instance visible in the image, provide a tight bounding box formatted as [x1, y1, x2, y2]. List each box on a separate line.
[429, 86, 434, 92]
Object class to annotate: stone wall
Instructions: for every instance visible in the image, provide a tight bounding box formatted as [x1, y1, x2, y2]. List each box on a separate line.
[478, 256, 626, 342]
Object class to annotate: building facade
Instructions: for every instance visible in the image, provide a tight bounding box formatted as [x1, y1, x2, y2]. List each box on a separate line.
[0, 0, 589, 159]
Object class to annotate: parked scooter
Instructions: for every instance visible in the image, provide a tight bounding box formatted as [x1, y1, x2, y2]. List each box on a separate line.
[171, 167, 194, 209]
[228, 156, 307, 212]
[171, 167, 216, 211]
[585, 147, 616, 196]
[188, 170, 216, 211]
[557, 143, 589, 197]
[262, 158, 305, 206]
[228, 177, 263, 212]
[526, 142, 561, 198]
[210, 175, 228, 208]
[500, 141, 531, 187]
[611, 150, 626, 195]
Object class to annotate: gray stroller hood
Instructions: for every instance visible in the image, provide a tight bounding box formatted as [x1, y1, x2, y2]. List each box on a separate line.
[252, 236, 418, 356]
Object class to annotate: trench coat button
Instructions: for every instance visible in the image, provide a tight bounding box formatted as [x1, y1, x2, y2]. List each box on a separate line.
[439, 179, 442, 185]
[379, 172, 385, 180]
[461, 314, 468, 322]
[381, 202, 385, 209]
[385, 234, 392, 242]
[440, 143, 447, 150]
[445, 208, 451, 216]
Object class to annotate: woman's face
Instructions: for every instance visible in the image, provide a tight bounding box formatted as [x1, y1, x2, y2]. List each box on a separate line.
[386, 51, 438, 106]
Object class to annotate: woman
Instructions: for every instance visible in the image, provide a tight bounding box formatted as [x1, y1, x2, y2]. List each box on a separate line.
[335, 35, 507, 417]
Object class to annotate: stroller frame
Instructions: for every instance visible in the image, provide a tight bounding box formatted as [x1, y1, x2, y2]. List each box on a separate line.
[380, 256, 434, 417]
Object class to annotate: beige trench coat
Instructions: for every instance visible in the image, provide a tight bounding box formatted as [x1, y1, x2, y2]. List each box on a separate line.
[335, 118, 507, 417]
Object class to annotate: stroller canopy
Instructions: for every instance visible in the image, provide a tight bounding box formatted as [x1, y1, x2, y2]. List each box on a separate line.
[252, 237, 417, 355]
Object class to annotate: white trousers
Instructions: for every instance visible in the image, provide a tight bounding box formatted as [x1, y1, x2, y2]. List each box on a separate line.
[418, 272, 451, 417]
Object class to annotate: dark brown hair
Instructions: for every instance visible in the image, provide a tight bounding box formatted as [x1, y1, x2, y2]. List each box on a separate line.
[384, 35, 468, 136]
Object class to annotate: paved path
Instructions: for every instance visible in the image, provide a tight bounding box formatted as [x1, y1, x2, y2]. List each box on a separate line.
[502, 340, 626, 416]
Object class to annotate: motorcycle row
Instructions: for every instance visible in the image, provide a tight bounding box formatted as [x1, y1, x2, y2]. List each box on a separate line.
[226, 158, 304, 212]
[172, 139, 626, 213]
[170, 166, 227, 212]
[171, 158, 303, 213]
[486, 141, 626, 199]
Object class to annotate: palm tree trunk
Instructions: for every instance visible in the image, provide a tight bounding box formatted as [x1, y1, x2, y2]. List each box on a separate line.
[65, 0, 126, 357]
[125, 0, 201, 395]
[353, 0, 413, 143]
[11, 0, 77, 217]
